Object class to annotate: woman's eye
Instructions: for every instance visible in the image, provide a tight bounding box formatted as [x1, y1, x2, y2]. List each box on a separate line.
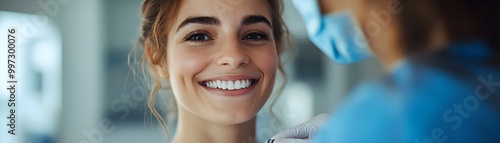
[187, 34, 210, 41]
[243, 31, 269, 41]
[184, 32, 212, 42]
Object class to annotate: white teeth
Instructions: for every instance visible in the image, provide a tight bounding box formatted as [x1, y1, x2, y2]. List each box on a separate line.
[243, 79, 250, 88]
[210, 81, 216, 88]
[234, 80, 241, 89]
[203, 79, 253, 90]
[241, 80, 247, 88]
[221, 81, 227, 89]
[244, 80, 249, 88]
[227, 81, 235, 90]
[216, 80, 221, 88]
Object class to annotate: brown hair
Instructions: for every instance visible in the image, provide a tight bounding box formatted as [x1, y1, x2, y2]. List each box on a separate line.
[129, 0, 290, 141]
[398, 0, 500, 54]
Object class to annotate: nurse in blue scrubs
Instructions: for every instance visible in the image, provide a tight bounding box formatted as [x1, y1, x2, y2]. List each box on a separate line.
[270, 0, 500, 142]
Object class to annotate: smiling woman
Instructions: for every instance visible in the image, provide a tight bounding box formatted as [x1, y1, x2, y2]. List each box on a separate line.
[129, 0, 289, 143]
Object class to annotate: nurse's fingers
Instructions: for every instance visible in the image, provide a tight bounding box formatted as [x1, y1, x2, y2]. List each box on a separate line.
[266, 138, 311, 143]
[271, 113, 330, 139]
[271, 122, 311, 139]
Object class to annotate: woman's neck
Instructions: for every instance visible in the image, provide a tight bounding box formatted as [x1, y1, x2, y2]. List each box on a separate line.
[172, 107, 256, 143]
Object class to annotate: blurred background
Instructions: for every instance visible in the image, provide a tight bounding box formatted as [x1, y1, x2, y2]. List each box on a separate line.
[0, 0, 383, 143]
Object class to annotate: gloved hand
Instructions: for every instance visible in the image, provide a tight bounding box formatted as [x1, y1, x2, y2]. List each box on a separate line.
[266, 113, 331, 143]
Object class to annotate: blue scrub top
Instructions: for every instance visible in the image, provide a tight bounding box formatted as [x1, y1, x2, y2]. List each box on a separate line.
[314, 40, 500, 143]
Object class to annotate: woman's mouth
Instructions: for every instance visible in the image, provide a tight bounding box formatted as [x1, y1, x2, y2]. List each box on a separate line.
[198, 77, 259, 96]
[201, 79, 256, 90]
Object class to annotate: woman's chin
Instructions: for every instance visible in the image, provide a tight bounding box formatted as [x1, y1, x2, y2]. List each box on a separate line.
[205, 110, 258, 125]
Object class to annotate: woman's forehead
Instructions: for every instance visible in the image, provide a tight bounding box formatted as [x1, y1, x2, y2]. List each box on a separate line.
[175, 0, 272, 25]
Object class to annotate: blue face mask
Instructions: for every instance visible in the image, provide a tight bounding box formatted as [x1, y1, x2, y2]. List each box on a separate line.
[291, 0, 372, 64]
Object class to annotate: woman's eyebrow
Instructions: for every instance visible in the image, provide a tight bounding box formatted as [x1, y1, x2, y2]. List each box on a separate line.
[176, 15, 271, 32]
[177, 16, 220, 32]
[241, 15, 272, 28]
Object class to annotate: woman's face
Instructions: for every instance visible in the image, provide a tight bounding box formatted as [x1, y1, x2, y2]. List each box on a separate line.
[165, 0, 278, 124]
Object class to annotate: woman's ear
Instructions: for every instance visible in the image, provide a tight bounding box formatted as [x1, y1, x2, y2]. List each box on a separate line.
[145, 44, 156, 65]
[158, 63, 170, 79]
[145, 44, 169, 79]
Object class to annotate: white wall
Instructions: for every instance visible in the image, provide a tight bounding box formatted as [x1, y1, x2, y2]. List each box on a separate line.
[54, 0, 105, 142]
[1, 0, 105, 143]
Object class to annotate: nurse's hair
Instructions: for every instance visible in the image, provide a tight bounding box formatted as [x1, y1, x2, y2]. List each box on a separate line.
[397, 0, 500, 106]
[129, 0, 291, 140]
[397, 0, 500, 54]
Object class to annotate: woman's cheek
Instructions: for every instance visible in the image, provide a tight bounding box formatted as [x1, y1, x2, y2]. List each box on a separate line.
[256, 48, 278, 74]
[170, 50, 207, 76]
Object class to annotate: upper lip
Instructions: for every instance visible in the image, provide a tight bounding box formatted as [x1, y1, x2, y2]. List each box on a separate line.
[199, 74, 260, 83]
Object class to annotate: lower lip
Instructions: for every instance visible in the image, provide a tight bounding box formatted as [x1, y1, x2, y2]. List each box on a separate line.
[200, 81, 257, 96]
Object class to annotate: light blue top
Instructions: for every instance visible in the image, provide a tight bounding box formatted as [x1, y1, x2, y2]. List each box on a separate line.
[314, 40, 500, 143]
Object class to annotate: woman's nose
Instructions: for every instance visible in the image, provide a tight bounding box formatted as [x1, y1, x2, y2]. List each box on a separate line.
[215, 39, 250, 69]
